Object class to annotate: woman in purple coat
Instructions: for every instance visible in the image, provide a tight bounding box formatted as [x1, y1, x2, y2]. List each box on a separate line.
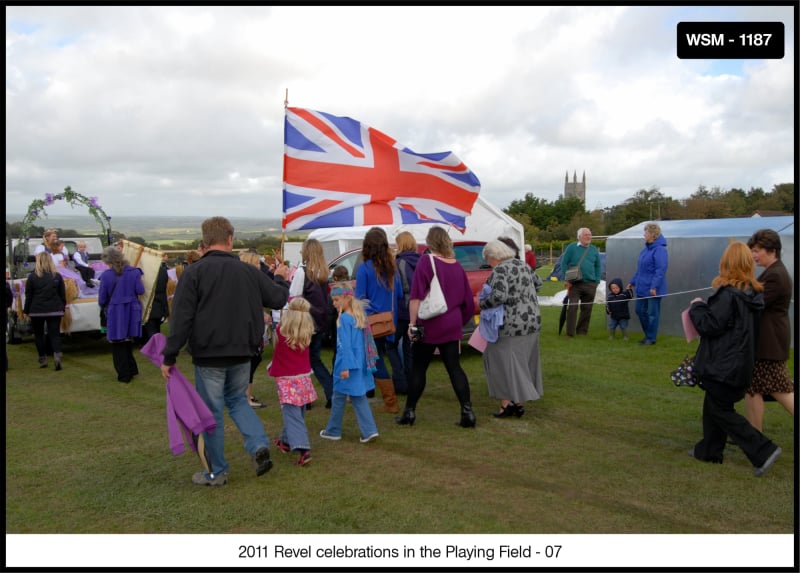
[396, 226, 476, 428]
[99, 246, 145, 383]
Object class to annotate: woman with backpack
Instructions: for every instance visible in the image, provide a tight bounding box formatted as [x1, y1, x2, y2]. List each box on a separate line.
[289, 238, 333, 408]
[393, 231, 421, 395]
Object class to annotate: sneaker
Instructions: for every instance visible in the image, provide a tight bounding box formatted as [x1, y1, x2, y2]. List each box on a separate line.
[359, 432, 379, 444]
[252, 446, 273, 476]
[754, 446, 782, 477]
[319, 430, 341, 441]
[295, 450, 312, 466]
[192, 471, 227, 486]
[273, 439, 291, 453]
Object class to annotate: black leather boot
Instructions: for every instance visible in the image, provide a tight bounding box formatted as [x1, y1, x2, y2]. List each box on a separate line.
[395, 407, 416, 426]
[457, 402, 476, 428]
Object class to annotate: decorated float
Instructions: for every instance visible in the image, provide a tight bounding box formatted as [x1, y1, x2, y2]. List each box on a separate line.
[6, 187, 167, 342]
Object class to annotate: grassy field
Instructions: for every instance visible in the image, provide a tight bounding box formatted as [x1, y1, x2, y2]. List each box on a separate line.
[5, 273, 796, 566]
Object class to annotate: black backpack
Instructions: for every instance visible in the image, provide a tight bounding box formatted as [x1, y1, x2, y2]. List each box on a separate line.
[397, 258, 411, 312]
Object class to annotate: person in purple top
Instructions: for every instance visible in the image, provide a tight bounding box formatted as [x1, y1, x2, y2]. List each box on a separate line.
[396, 226, 477, 428]
[98, 246, 145, 383]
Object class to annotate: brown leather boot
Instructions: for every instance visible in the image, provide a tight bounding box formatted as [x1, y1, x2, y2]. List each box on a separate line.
[374, 378, 399, 414]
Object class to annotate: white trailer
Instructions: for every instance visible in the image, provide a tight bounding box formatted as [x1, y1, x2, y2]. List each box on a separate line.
[7, 238, 165, 342]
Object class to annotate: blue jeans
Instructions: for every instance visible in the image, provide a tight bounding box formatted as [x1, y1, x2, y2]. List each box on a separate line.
[635, 297, 662, 342]
[607, 317, 629, 331]
[323, 391, 378, 440]
[194, 361, 270, 477]
[310, 331, 333, 401]
[279, 404, 311, 450]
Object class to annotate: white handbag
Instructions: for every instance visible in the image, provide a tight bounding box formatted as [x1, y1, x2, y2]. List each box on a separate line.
[418, 254, 448, 320]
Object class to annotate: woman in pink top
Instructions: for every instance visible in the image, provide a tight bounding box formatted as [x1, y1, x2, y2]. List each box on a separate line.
[396, 226, 476, 429]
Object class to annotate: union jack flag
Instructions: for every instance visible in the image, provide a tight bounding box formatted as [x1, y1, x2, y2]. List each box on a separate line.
[282, 107, 481, 232]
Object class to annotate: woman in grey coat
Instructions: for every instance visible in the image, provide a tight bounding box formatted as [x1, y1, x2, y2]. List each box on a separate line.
[479, 240, 543, 418]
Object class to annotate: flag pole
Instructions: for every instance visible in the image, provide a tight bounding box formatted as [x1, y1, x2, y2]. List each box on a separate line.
[280, 89, 289, 267]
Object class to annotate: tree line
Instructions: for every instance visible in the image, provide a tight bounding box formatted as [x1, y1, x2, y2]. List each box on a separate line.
[7, 182, 793, 257]
[506, 183, 794, 248]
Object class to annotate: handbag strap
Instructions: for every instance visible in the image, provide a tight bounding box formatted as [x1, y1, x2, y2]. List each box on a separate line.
[106, 273, 120, 304]
[428, 254, 438, 279]
[574, 244, 590, 267]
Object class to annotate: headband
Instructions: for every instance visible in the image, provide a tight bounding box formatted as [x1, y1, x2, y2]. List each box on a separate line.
[330, 286, 354, 297]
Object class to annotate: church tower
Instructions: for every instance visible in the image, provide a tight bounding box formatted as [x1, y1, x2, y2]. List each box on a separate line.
[564, 170, 586, 203]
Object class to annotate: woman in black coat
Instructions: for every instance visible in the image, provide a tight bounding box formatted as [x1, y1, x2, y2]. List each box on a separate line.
[23, 252, 67, 370]
[687, 241, 781, 477]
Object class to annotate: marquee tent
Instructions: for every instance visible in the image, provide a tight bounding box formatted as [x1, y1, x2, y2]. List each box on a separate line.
[605, 216, 794, 344]
[306, 195, 525, 263]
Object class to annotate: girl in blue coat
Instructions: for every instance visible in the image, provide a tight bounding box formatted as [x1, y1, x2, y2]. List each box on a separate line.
[320, 283, 379, 443]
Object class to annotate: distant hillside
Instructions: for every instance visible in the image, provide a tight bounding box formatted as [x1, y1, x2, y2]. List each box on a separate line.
[6, 214, 297, 241]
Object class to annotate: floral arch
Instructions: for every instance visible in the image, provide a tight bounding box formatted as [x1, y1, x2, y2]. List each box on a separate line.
[19, 186, 113, 245]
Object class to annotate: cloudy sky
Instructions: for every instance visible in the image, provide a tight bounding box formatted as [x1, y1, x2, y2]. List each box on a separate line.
[6, 5, 796, 222]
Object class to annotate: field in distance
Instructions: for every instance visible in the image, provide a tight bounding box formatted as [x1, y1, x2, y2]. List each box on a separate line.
[7, 214, 299, 242]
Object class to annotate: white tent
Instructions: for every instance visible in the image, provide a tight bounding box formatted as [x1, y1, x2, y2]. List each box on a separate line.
[307, 195, 524, 262]
[606, 216, 794, 342]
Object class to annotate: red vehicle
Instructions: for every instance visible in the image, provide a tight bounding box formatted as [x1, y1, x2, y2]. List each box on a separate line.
[327, 241, 490, 336]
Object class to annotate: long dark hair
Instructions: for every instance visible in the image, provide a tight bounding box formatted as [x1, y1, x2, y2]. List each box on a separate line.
[361, 227, 396, 287]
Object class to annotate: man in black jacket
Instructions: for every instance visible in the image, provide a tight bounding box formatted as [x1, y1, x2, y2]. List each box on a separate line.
[160, 217, 290, 486]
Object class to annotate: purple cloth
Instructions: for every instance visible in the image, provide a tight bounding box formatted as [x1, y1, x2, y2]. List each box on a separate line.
[98, 265, 144, 341]
[140, 333, 216, 456]
[58, 266, 100, 297]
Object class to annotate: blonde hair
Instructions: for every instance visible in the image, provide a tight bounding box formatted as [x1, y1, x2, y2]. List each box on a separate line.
[239, 251, 260, 268]
[301, 238, 328, 285]
[395, 231, 417, 253]
[331, 281, 367, 329]
[644, 223, 662, 238]
[34, 252, 58, 277]
[712, 241, 763, 293]
[280, 297, 314, 350]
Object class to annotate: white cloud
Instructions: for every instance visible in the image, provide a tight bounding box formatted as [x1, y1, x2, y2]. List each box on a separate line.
[5, 5, 795, 222]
